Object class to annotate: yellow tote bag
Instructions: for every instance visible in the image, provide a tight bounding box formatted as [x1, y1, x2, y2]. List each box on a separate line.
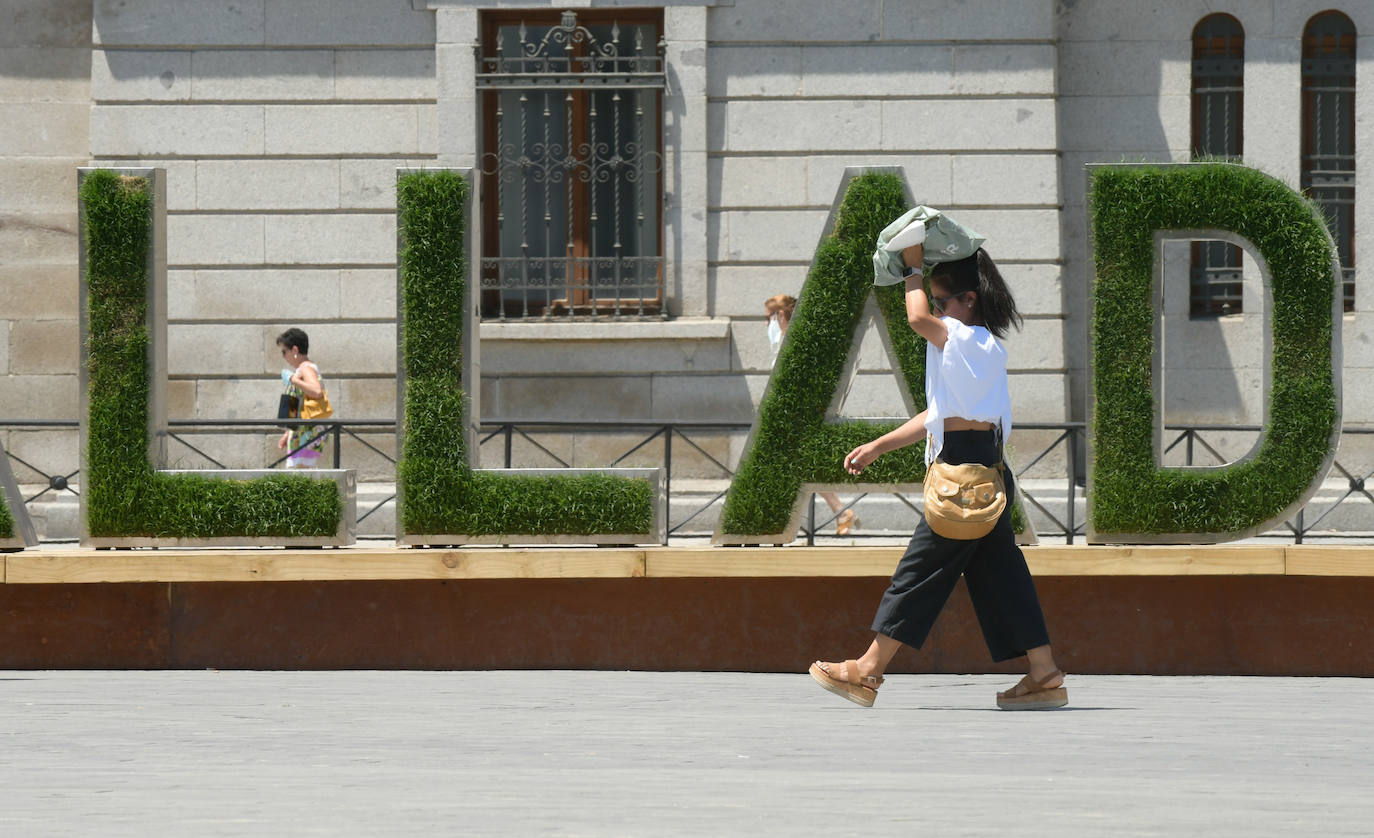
[300, 390, 333, 420]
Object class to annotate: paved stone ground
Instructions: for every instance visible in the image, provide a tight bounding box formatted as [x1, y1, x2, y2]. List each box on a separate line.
[1, 672, 1370, 836]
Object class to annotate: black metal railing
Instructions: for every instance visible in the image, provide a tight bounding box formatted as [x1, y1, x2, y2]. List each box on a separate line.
[1161, 424, 1374, 544]
[166, 419, 399, 524]
[3, 418, 1372, 544]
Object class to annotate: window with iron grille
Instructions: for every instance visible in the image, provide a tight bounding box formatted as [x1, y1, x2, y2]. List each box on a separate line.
[478, 9, 665, 320]
[1302, 11, 1356, 314]
[1190, 14, 1244, 316]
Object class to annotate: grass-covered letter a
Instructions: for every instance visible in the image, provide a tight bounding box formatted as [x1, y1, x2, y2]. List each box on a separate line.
[0, 443, 37, 549]
[715, 169, 929, 544]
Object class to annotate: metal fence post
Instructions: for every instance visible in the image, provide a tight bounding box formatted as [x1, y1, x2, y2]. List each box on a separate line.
[1066, 428, 1077, 545]
[663, 425, 672, 531]
[332, 422, 341, 468]
[807, 494, 815, 546]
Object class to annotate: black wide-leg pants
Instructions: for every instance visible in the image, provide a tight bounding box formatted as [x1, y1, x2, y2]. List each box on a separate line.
[871, 430, 1051, 662]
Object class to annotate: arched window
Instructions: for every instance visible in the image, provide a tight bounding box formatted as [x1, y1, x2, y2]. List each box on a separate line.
[1302, 11, 1356, 313]
[1190, 14, 1245, 316]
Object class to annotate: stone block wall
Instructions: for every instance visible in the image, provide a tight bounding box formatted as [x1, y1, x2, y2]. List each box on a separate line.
[1057, 0, 1374, 452]
[700, 0, 1065, 429]
[86, 0, 437, 475]
[2, 0, 1070, 485]
[7, 0, 1370, 497]
[473, 0, 1066, 435]
[0, 0, 90, 485]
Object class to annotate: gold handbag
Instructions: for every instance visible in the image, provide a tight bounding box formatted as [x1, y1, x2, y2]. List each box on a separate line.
[923, 458, 1006, 540]
[300, 389, 333, 421]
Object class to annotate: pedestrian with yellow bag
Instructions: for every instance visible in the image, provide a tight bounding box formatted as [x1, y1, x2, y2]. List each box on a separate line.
[809, 209, 1066, 711]
[275, 327, 333, 469]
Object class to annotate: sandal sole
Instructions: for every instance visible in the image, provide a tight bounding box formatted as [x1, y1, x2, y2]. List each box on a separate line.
[996, 687, 1068, 710]
[809, 663, 876, 708]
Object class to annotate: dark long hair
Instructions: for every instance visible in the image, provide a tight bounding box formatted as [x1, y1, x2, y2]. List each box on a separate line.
[927, 249, 1022, 339]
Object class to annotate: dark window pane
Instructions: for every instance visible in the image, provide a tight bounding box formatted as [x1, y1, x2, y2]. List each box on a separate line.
[1190, 14, 1245, 316]
[478, 11, 664, 319]
[1301, 12, 1356, 312]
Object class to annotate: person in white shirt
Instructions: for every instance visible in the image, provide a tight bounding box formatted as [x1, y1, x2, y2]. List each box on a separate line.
[810, 241, 1066, 710]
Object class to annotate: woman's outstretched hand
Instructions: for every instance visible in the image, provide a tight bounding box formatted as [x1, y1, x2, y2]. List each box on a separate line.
[844, 442, 880, 475]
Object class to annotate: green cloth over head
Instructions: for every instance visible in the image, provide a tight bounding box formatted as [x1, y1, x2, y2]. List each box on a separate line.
[871, 206, 986, 287]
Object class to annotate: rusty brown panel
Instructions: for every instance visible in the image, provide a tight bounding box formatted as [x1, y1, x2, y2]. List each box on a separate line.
[167, 576, 1374, 675]
[1031, 576, 1374, 676]
[8, 576, 1371, 674]
[913, 579, 1030, 676]
[0, 583, 171, 668]
[168, 578, 905, 671]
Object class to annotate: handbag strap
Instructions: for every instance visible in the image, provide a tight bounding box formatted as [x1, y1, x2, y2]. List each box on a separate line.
[286, 362, 326, 398]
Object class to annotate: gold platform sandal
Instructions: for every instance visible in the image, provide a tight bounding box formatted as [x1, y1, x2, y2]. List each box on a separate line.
[996, 669, 1068, 710]
[809, 659, 883, 707]
[835, 509, 859, 536]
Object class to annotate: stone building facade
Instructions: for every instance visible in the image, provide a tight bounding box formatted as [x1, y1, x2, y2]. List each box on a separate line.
[1, 1, 1371, 516]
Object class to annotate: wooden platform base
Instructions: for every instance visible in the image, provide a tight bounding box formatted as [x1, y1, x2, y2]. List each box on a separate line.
[2, 546, 1371, 674]
[5, 544, 1372, 584]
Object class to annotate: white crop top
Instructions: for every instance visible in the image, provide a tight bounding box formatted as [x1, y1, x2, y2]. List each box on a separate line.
[924, 316, 1013, 464]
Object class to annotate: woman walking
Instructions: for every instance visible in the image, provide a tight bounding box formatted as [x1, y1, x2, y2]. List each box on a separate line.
[809, 233, 1066, 710]
[276, 327, 330, 469]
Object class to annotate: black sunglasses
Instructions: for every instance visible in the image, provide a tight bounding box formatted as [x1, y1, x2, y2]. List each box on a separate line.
[930, 293, 961, 313]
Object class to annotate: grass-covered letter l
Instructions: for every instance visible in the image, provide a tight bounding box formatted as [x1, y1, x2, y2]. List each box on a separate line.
[1088, 163, 1342, 542]
[79, 169, 350, 545]
[395, 169, 660, 544]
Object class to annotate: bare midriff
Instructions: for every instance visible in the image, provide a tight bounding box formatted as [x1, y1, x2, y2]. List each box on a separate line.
[943, 417, 995, 432]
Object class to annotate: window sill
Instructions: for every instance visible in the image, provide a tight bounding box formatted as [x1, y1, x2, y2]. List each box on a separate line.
[480, 318, 731, 341]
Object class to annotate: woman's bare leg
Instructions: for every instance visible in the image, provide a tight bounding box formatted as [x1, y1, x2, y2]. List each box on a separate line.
[1025, 644, 1062, 685]
[855, 633, 905, 680]
[820, 492, 858, 534]
[814, 633, 903, 689]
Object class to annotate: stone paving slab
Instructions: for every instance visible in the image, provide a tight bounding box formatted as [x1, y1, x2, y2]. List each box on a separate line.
[1, 672, 1371, 836]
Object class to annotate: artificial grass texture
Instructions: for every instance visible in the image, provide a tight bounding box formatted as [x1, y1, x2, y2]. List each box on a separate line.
[81, 169, 340, 539]
[0, 491, 13, 539]
[1089, 163, 1338, 535]
[719, 172, 931, 537]
[396, 170, 654, 536]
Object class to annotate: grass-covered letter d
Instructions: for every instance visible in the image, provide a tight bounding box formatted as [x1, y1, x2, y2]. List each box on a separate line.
[1088, 163, 1342, 542]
